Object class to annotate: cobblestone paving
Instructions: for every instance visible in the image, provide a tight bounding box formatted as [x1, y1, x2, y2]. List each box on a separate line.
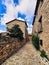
[2, 41, 49, 65]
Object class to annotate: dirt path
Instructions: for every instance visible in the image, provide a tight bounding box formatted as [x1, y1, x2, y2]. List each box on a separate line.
[2, 40, 49, 65]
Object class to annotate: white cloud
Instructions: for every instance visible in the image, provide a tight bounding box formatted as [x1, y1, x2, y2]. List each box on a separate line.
[27, 22, 32, 27]
[17, 17, 25, 21]
[0, 30, 6, 33]
[1, 0, 37, 33]
[1, 0, 16, 25]
[27, 27, 32, 34]
[27, 22, 33, 34]
[1, 0, 37, 25]
[29, 24, 32, 28]
[17, 0, 37, 20]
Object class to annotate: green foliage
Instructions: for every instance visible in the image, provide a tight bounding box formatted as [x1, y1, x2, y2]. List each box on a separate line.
[7, 25, 24, 41]
[40, 50, 49, 61]
[32, 35, 40, 50]
[40, 50, 47, 58]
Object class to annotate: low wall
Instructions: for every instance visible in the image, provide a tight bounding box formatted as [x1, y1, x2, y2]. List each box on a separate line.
[0, 38, 25, 64]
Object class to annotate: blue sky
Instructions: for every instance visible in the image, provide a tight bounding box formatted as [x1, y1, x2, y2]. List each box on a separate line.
[0, 0, 37, 34]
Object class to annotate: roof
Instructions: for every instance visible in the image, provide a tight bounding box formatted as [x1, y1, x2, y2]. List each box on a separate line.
[6, 19, 28, 27]
[32, 0, 41, 25]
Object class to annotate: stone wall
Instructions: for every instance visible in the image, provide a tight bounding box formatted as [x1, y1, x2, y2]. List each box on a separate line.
[39, 0, 49, 56]
[32, 0, 49, 56]
[6, 19, 28, 39]
[0, 37, 25, 64]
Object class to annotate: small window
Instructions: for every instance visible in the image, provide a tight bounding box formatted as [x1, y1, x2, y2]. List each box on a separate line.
[0, 33, 2, 38]
[41, 0, 43, 2]
[12, 24, 15, 27]
[41, 0, 43, 7]
[39, 16, 42, 23]
[39, 40, 43, 46]
[38, 16, 42, 33]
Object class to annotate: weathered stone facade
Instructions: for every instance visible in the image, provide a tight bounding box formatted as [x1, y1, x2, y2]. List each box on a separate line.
[32, 0, 49, 56]
[6, 19, 28, 41]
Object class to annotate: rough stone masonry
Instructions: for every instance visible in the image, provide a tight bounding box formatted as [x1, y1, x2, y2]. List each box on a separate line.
[32, 0, 49, 57]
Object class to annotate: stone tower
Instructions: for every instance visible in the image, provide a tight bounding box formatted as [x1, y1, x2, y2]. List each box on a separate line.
[32, 0, 49, 56]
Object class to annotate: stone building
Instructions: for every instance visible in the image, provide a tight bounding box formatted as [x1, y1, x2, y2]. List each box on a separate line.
[28, 34, 32, 40]
[32, 0, 49, 55]
[6, 19, 28, 41]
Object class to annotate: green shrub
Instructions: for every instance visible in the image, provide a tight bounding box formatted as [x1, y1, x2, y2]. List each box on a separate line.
[7, 25, 24, 41]
[32, 35, 40, 50]
[40, 50, 49, 61]
[40, 50, 47, 58]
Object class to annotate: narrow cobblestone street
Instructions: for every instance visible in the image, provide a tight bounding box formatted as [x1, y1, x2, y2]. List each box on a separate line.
[2, 40, 49, 65]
